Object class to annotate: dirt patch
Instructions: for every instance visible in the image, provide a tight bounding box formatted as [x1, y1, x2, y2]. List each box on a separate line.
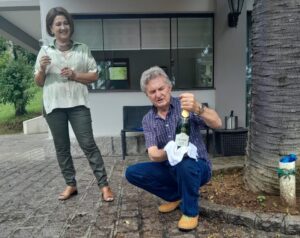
[201, 169, 300, 215]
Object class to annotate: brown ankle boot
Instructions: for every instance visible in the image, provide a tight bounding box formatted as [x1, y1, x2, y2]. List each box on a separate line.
[178, 214, 199, 230]
[158, 200, 181, 213]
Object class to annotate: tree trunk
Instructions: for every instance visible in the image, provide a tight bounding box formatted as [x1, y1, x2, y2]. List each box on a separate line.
[14, 102, 27, 116]
[244, 0, 300, 195]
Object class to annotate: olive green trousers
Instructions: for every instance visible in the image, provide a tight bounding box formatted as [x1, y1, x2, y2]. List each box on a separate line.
[45, 106, 109, 189]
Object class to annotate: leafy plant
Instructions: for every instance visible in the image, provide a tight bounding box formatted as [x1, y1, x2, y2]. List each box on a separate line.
[0, 37, 35, 116]
[257, 195, 266, 207]
[0, 56, 34, 115]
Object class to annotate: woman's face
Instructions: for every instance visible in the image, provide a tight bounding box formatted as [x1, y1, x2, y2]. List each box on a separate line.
[51, 15, 71, 42]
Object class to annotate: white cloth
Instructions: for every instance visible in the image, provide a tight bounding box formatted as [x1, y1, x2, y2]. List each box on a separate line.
[164, 141, 198, 166]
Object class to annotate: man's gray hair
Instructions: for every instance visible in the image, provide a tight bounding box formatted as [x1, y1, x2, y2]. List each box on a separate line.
[140, 66, 172, 93]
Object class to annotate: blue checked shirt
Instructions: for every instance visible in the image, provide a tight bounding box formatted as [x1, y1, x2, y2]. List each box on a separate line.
[142, 96, 211, 169]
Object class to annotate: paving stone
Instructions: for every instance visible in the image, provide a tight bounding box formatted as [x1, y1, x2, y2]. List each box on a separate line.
[94, 215, 116, 229]
[141, 219, 163, 232]
[68, 212, 94, 226]
[63, 225, 89, 238]
[0, 221, 21, 238]
[115, 232, 140, 238]
[116, 217, 140, 233]
[89, 227, 112, 238]
[10, 227, 38, 238]
[120, 210, 139, 218]
[22, 215, 49, 227]
[142, 230, 164, 238]
[284, 215, 300, 235]
[37, 225, 61, 238]
[226, 207, 256, 228]
[168, 234, 196, 238]
[255, 213, 284, 232]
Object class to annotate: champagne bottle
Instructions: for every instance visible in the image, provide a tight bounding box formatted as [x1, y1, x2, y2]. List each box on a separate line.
[175, 109, 190, 147]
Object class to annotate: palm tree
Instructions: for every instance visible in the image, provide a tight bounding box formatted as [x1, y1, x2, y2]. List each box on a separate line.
[244, 0, 300, 195]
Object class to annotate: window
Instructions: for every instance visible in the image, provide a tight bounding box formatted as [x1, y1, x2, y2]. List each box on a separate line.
[73, 14, 214, 91]
[89, 59, 129, 90]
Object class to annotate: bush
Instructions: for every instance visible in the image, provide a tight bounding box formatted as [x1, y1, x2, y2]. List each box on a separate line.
[0, 38, 36, 116]
[0, 56, 35, 115]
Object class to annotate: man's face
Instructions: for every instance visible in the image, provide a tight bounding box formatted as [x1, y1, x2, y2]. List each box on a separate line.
[145, 76, 172, 110]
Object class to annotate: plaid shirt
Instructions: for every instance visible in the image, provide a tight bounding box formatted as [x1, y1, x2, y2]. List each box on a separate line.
[142, 96, 211, 169]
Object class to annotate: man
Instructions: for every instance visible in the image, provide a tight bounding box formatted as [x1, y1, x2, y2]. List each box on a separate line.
[125, 66, 222, 230]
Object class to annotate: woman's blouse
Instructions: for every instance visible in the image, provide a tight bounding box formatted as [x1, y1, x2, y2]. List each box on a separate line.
[34, 40, 97, 114]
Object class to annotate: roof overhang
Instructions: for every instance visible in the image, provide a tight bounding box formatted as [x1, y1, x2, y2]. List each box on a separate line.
[0, 1, 41, 54]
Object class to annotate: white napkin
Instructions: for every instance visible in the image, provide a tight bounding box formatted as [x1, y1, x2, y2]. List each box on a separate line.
[164, 141, 198, 166]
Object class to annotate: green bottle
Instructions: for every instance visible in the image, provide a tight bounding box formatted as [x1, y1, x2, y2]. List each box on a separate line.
[175, 109, 190, 147]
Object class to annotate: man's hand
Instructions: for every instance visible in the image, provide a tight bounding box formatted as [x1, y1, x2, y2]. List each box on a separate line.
[179, 93, 201, 113]
[179, 92, 222, 129]
[147, 146, 168, 162]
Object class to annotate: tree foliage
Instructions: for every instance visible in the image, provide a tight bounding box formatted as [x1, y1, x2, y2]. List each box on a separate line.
[0, 37, 8, 52]
[0, 37, 35, 116]
[0, 39, 9, 71]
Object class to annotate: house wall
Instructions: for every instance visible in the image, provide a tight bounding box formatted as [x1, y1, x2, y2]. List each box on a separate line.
[39, 0, 247, 136]
[89, 90, 215, 136]
[214, 0, 247, 128]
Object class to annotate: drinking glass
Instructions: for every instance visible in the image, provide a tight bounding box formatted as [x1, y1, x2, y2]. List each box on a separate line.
[39, 38, 50, 55]
[39, 38, 63, 78]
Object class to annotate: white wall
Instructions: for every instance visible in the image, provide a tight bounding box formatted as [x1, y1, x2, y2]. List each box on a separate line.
[214, 0, 247, 128]
[89, 90, 215, 136]
[0, 0, 39, 7]
[247, 0, 254, 10]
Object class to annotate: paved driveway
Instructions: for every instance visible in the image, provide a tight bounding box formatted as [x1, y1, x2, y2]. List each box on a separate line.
[0, 133, 297, 238]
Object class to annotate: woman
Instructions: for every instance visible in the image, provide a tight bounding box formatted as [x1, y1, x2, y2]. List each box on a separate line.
[34, 7, 114, 201]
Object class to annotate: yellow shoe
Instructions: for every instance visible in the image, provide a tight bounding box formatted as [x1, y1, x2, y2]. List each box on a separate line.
[158, 200, 181, 213]
[178, 214, 199, 230]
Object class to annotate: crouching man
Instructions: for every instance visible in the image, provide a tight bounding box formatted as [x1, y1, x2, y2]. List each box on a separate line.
[125, 66, 222, 230]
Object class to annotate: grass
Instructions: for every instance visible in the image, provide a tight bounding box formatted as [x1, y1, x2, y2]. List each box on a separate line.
[0, 88, 43, 134]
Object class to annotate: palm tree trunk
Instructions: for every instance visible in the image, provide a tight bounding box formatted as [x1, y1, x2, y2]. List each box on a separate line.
[244, 0, 300, 195]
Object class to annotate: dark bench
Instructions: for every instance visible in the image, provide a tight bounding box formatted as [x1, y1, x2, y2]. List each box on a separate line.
[121, 104, 211, 160]
[121, 105, 152, 160]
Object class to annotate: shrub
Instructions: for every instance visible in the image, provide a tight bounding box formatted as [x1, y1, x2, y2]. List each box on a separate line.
[0, 38, 35, 116]
[0, 55, 35, 115]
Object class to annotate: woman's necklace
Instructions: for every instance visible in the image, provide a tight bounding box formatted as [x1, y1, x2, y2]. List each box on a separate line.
[55, 41, 72, 52]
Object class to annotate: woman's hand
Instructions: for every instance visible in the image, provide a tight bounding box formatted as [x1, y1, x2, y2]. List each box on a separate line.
[35, 55, 51, 87]
[60, 67, 76, 80]
[39, 55, 51, 72]
[60, 70, 98, 84]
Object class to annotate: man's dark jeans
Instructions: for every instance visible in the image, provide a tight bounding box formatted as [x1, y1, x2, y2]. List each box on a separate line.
[125, 157, 211, 216]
